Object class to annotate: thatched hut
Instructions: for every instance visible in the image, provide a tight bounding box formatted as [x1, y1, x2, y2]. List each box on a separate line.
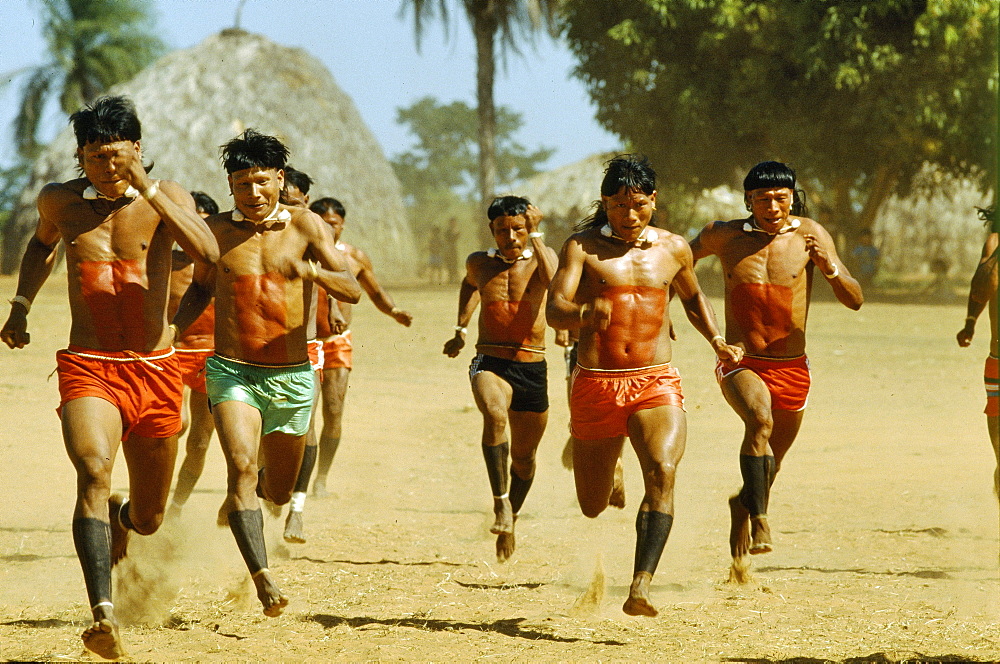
[3, 29, 416, 280]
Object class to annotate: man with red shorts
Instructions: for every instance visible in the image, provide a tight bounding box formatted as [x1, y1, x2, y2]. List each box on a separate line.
[306, 197, 412, 510]
[548, 155, 742, 616]
[690, 161, 863, 582]
[0, 96, 218, 659]
[956, 206, 998, 506]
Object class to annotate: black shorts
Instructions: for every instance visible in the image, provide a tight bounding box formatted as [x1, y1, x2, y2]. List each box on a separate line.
[469, 354, 548, 413]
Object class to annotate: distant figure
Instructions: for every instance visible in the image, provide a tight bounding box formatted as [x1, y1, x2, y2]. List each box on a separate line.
[690, 160, 863, 583]
[443, 216, 461, 283]
[167, 191, 221, 519]
[0, 95, 218, 659]
[548, 155, 742, 616]
[443, 196, 558, 562]
[850, 229, 880, 289]
[427, 225, 445, 284]
[956, 206, 998, 507]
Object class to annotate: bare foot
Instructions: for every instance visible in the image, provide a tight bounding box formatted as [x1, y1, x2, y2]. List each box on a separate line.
[560, 437, 574, 470]
[490, 496, 513, 535]
[727, 555, 753, 584]
[216, 499, 230, 528]
[283, 510, 305, 544]
[312, 477, 329, 499]
[728, 494, 751, 559]
[496, 514, 517, 562]
[622, 571, 658, 617]
[108, 494, 130, 567]
[749, 515, 773, 554]
[251, 569, 289, 617]
[82, 605, 125, 660]
[609, 458, 626, 509]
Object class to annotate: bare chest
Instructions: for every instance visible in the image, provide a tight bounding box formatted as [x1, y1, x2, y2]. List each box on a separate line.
[723, 235, 811, 286]
[583, 246, 678, 292]
[59, 201, 161, 262]
[475, 260, 542, 304]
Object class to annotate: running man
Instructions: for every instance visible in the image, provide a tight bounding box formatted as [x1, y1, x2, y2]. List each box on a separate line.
[956, 206, 998, 502]
[690, 161, 863, 582]
[172, 129, 361, 617]
[0, 96, 218, 659]
[443, 196, 558, 563]
[297, 198, 412, 522]
[167, 191, 220, 518]
[547, 154, 741, 616]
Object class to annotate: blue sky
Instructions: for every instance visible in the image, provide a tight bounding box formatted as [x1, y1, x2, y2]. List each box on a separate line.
[0, 0, 621, 170]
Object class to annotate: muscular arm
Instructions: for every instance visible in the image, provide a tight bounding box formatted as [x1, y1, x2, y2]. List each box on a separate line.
[688, 222, 720, 262]
[149, 182, 220, 264]
[957, 233, 998, 347]
[304, 213, 362, 304]
[354, 248, 412, 326]
[671, 239, 743, 363]
[443, 262, 481, 357]
[546, 237, 588, 330]
[525, 205, 558, 287]
[1, 188, 63, 348]
[804, 224, 863, 310]
[171, 260, 216, 336]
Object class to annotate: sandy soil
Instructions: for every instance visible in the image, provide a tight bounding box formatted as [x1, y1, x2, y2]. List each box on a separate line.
[0, 273, 997, 662]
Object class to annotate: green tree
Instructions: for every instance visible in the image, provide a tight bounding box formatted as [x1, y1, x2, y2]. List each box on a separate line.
[391, 96, 554, 215]
[399, 0, 561, 218]
[6, 0, 166, 161]
[562, 0, 997, 239]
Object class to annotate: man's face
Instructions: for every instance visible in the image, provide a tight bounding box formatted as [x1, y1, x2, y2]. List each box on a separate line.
[228, 167, 284, 221]
[602, 186, 656, 241]
[746, 187, 793, 228]
[490, 213, 528, 259]
[320, 210, 345, 241]
[283, 183, 308, 208]
[78, 139, 140, 198]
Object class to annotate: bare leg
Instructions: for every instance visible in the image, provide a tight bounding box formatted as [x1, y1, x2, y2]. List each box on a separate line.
[496, 408, 547, 562]
[313, 367, 349, 498]
[988, 414, 999, 563]
[471, 371, 515, 541]
[169, 389, 215, 516]
[621, 405, 685, 617]
[573, 435, 627, 518]
[285, 373, 322, 543]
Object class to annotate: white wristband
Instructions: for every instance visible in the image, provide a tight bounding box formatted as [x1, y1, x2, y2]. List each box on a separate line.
[307, 260, 319, 280]
[528, 232, 544, 238]
[141, 181, 159, 200]
[454, 325, 467, 334]
[9, 295, 31, 314]
[824, 264, 839, 279]
[711, 335, 725, 344]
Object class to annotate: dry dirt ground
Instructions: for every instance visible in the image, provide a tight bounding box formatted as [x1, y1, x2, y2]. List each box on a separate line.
[0, 274, 996, 662]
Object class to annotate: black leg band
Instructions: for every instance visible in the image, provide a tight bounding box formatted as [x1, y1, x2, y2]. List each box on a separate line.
[739, 454, 773, 517]
[509, 468, 534, 515]
[119, 500, 136, 532]
[633, 510, 673, 576]
[293, 444, 317, 494]
[482, 441, 510, 498]
[72, 518, 113, 608]
[228, 508, 268, 575]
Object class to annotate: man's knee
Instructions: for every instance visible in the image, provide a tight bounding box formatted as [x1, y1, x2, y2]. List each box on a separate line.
[579, 501, 607, 519]
[745, 405, 773, 439]
[128, 507, 164, 536]
[75, 455, 114, 491]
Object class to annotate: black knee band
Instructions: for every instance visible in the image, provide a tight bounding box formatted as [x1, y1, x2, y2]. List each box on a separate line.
[72, 518, 112, 607]
[294, 445, 317, 494]
[228, 508, 268, 574]
[482, 442, 510, 498]
[633, 510, 673, 576]
[739, 454, 773, 517]
[509, 469, 534, 515]
[119, 500, 136, 531]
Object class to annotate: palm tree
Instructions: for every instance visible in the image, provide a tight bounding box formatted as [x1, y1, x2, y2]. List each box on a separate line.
[8, 0, 165, 160]
[401, 0, 561, 223]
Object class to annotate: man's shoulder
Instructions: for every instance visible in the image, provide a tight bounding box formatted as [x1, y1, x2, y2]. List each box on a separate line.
[39, 178, 87, 200]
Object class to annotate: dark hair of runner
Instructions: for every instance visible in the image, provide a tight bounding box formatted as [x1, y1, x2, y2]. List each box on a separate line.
[220, 129, 289, 174]
[577, 154, 657, 231]
[190, 191, 219, 216]
[487, 196, 531, 221]
[284, 166, 314, 195]
[70, 96, 141, 148]
[310, 197, 346, 218]
[743, 161, 796, 192]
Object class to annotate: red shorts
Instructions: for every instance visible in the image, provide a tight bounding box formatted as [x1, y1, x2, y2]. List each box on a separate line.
[56, 346, 184, 440]
[308, 338, 325, 373]
[716, 354, 811, 412]
[174, 348, 212, 394]
[570, 363, 685, 441]
[322, 331, 353, 370]
[985, 355, 998, 417]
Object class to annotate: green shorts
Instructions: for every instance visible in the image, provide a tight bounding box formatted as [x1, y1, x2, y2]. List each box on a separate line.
[205, 355, 316, 436]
